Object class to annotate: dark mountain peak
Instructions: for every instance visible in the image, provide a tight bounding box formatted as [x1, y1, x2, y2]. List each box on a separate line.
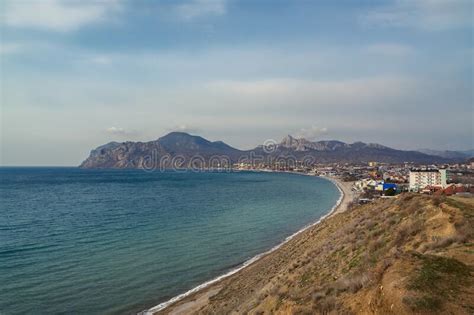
[159, 131, 204, 142]
[366, 143, 388, 149]
[89, 141, 121, 156]
[279, 135, 315, 151]
[80, 132, 243, 169]
[158, 132, 211, 149]
[157, 132, 241, 153]
[160, 131, 191, 137]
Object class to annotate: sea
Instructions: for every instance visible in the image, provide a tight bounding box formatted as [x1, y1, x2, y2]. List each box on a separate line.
[0, 168, 340, 314]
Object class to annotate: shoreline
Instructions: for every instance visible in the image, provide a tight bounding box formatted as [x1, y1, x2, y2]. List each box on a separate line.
[143, 174, 356, 315]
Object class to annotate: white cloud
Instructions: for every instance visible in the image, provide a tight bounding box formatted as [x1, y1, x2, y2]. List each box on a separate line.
[0, 42, 22, 55]
[294, 126, 328, 140]
[166, 124, 201, 134]
[2, 0, 121, 32]
[3, 72, 472, 164]
[176, 0, 227, 20]
[105, 126, 138, 137]
[366, 43, 414, 57]
[206, 77, 418, 111]
[361, 0, 473, 30]
[88, 55, 113, 65]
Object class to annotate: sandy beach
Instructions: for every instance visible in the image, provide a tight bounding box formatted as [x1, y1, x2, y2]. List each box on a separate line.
[322, 176, 356, 215]
[148, 176, 357, 315]
[149, 188, 474, 315]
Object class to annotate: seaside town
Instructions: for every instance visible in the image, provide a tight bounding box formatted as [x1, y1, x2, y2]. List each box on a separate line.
[3, 0, 473, 314]
[150, 157, 474, 315]
[233, 159, 474, 202]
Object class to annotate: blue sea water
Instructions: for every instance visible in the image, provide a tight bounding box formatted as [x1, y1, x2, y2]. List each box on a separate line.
[0, 168, 340, 314]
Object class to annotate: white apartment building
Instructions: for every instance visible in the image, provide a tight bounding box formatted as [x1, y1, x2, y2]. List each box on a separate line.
[409, 168, 447, 191]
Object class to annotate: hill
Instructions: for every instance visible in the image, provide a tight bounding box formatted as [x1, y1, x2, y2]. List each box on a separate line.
[156, 194, 473, 314]
[417, 149, 474, 160]
[254, 135, 445, 164]
[79, 132, 243, 169]
[80, 133, 449, 168]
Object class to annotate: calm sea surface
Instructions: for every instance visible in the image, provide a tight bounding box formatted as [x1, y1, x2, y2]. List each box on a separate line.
[0, 168, 339, 314]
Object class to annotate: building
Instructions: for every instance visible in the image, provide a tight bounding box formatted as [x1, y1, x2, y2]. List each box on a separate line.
[375, 182, 397, 192]
[409, 168, 447, 191]
[383, 183, 397, 191]
[434, 184, 474, 196]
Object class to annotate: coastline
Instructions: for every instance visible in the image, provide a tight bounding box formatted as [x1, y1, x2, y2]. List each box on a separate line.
[144, 174, 356, 315]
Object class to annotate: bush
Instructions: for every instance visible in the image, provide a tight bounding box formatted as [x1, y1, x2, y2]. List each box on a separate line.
[313, 296, 337, 314]
[333, 273, 370, 293]
[403, 294, 442, 311]
[312, 291, 326, 302]
[368, 236, 385, 254]
[432, 196, 445, 207]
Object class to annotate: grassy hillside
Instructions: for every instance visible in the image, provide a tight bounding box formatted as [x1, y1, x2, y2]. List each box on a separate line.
[168, 194, 473, 314]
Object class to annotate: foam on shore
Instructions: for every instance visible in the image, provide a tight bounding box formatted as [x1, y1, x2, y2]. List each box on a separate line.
[142, 175, 344, 315]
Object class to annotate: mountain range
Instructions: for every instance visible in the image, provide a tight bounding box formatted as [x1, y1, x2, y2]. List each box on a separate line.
[416, 148, 474, 160]
[79, 132, 460, 168]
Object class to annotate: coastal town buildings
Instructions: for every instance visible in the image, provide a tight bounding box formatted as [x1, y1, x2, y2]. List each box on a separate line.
[230, 160, 472, 198]
[409, 168, 447, 191]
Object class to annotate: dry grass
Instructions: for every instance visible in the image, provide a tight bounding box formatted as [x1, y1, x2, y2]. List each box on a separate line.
[159, 194, 474, 315]
[404, 253, 472, 312]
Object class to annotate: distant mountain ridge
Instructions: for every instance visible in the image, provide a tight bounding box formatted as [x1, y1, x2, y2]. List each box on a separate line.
[417, 148, 474, 160]
[80, 132, 451, 168]
[250, 135, 447, 164]
[278, 135, 388, 152]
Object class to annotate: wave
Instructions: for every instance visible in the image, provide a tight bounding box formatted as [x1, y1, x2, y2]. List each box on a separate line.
[140, 174, 344, 315]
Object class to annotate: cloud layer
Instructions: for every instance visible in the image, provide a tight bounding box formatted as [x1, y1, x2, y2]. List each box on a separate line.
[294, 126, 329, 141]
[1, 0, 472, 165]
[2, 0, 122, 32]
[176, 0, 227, 20]
[361, 0, 473, 30]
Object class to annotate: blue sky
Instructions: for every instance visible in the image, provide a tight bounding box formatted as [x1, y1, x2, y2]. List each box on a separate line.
[1, 0, 473, 165]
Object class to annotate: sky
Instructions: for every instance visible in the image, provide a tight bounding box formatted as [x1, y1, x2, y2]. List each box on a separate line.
[0, 0, 473, 166]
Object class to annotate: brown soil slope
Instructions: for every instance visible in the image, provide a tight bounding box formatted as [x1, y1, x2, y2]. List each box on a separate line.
[160, 195, 474, 315]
